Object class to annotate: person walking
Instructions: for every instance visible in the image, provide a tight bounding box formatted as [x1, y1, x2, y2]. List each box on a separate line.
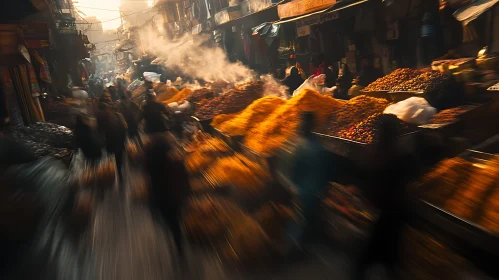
[96, 96, 127, 181]
[353, 114, 416, 279]
[140, 93, 171, 135]
[281, 112, 332, 254]
[143, 135, 191, 257]
[118, 91, 141, 142]
[74, 114, 102, 164]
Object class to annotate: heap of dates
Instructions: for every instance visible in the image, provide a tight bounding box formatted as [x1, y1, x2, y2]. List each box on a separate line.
[392, 71, 450, 92]
[337, 113, 381, 143]
[194, 81, 264, 120]
[364, 68, 421, 91]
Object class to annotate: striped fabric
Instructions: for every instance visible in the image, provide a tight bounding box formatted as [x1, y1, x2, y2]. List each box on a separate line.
[453, 0, 499, 25]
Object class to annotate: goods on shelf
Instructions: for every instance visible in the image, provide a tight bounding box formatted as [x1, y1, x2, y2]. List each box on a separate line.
[194, 82, 264, 120]
[391, 71, 450, 92]
[204, 154, 270, 194]
[212, 96, 286, 136]
[415, 155, 499, 233]
[184, 195, 246, 245]
[322, 95, 390, 136]
[245, 89, 344, 155]
[428, 106, 474, 124]
[364, 68, 421, 91]
[164, 88, 193, 104]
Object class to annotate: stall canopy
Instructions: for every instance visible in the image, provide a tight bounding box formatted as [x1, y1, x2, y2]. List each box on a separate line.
[453, 0, 499, 25]
[252, 23, 280, 45]
[275, 0, 368, 23]
[215, 0, 284, 28]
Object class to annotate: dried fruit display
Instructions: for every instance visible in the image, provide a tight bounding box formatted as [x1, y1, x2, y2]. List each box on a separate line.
[194, 82, 264, 120]
[204, 154, 271, 194]
[184, 134, 232, 174]
[337, 113, 381, 143]
[212, 96, 286, 136]
[391, 71, 450, 92]
[322, 183, 374, 226]
[245, 89, 344, 155]
[480, 184, 499, 233]
[428, 105, 474, 125]
[444, 156, 499, 221]
[183, 195, 246, 245]
[416, 155, 499, 233]
[364, 68, 421, 91]
[188, 88, 216, 103]
[322, 95, 390, 136]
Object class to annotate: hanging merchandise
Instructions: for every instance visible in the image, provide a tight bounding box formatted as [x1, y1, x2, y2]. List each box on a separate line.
[10, 65, 44, 125]
[30, 50, 52, 83]
[0, 66, 24, 127]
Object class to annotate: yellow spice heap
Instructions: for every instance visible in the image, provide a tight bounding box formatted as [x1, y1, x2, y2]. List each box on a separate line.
[244, 89, 344, 155]
[163, 88, 193, 104]
[212, 96, 286, 136]
[205, 154, 270, 194]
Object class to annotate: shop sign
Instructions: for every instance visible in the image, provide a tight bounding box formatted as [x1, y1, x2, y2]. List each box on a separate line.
[214, 6, 242, 26]
[241, 0, 273, 16]
[297, 25, 311, 37]
[278, 0, 336, 19]
[295, 11, 339, 28]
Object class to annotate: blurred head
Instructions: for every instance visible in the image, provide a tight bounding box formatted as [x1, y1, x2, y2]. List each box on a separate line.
[376, 114, 400, 148]
[289, 66, 299, 77]
[299, 112, 315, 136]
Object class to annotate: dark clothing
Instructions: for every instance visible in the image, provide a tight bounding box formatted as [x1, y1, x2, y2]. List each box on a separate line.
[144, 136, 190, 256]
[282, 75, 304, 95]
[354, 148, 415, 279]
[96, 107, 127, 179]
[332, 87, 349, 100]
[141, 101, 170, 134]
[74, 121, 102, 163]
[119, 100, 141, 139]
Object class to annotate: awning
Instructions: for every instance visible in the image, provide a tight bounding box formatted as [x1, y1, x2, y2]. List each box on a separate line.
[274, 0, 368, 24]
[214, 1, 284, 28]
[252, 23, 280, 45]
[453, 0, 499, 25]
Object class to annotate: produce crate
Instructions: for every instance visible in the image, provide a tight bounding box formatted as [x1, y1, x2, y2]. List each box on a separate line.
[359, 90, 392, 101]
[389, 90, 425, 102]
[312, 131, 420, 161]
[418, 104, 484, 138]
[414, 150, 499, 257]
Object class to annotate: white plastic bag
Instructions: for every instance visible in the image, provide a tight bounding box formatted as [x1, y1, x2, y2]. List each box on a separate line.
[292, 74, 326, 97]
[143, 72, 161, 83]
[383, 97, 437, 125]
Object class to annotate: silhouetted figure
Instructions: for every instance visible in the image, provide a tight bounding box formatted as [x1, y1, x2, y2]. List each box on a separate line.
[96, 97, 127, 180]
[118, 91, 141, 141]
[283, 112, 331, 253]
[74, 114, 102, 164]
[282, 67, 305, 96]
[143, 135, 190, 257]
[353, 114, 415, 280]
[141, 93, 171, 134]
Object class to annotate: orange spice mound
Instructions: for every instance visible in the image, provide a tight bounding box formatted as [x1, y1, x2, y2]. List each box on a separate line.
[163, 88, 193, 104]
[212, 96, 286, 136]
[155, 83, 179, 101]
[244, 89, 344, 155]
